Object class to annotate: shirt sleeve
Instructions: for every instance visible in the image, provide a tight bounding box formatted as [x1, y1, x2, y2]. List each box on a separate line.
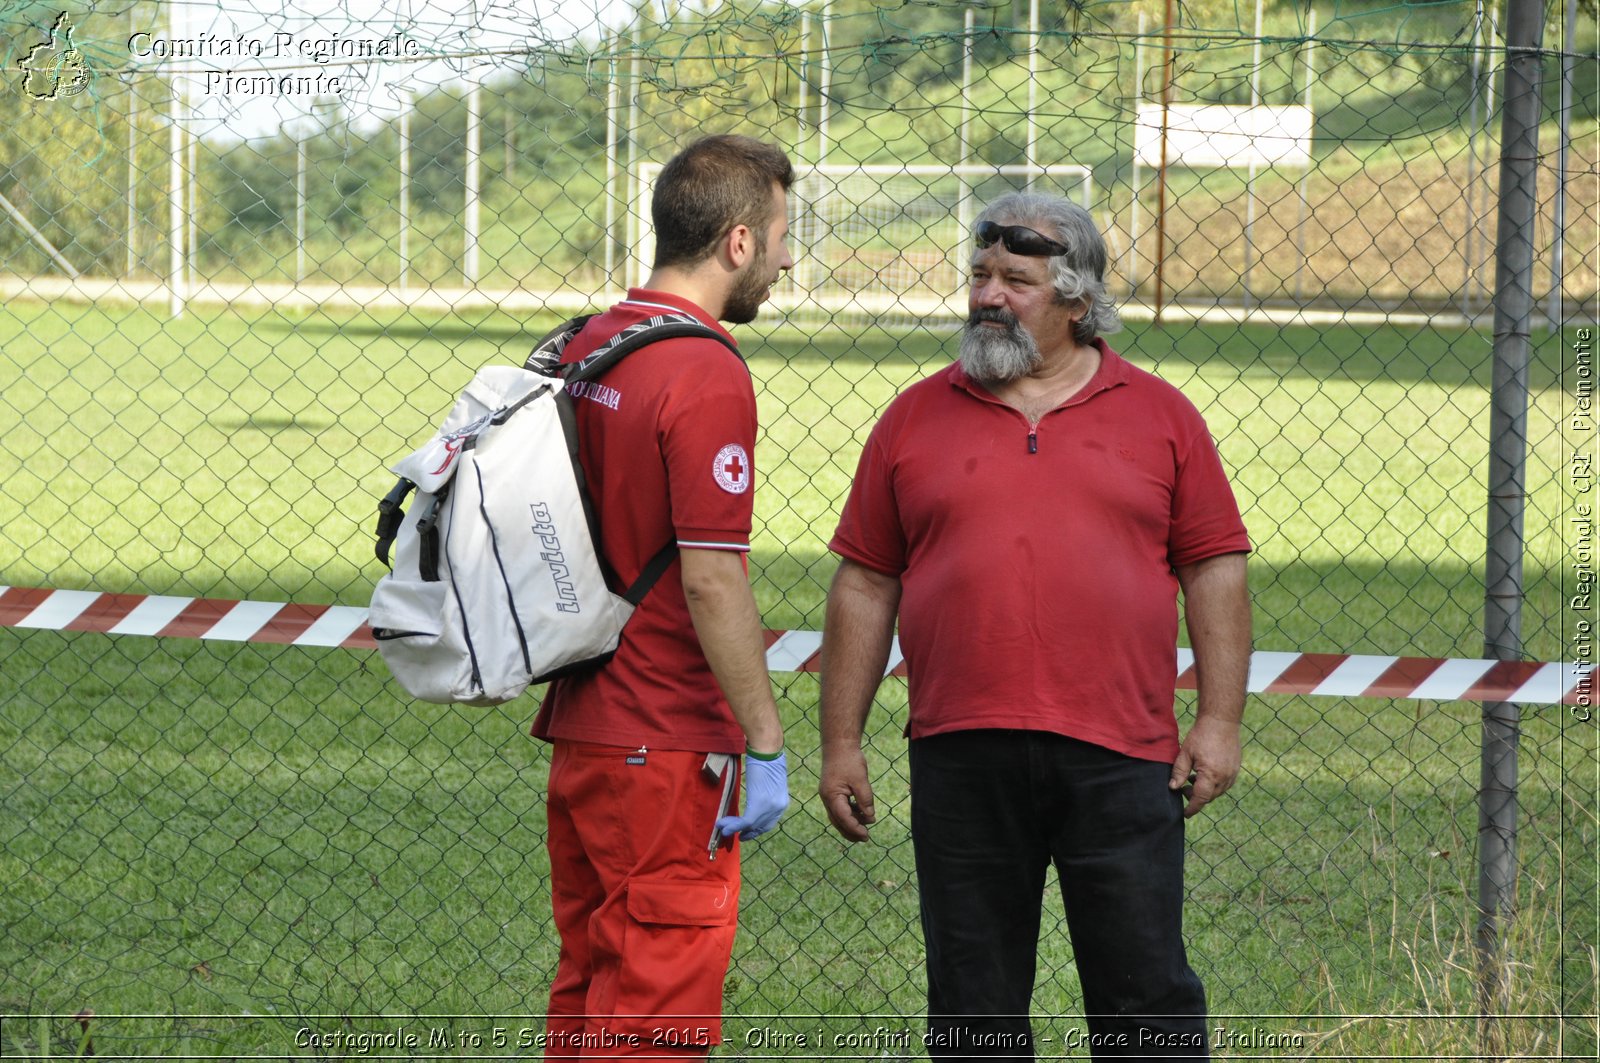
[1167, 423, 1252, 567]
[829, 426, 909, 576]
[658, 341, 758, 551]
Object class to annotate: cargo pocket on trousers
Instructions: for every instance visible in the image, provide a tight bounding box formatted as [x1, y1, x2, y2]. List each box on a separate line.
[613, 878, 739, 1043]
[627, 879, 737, 927]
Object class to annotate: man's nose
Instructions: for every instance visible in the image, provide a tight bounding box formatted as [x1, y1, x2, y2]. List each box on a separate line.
[972, 277, 1006, 307]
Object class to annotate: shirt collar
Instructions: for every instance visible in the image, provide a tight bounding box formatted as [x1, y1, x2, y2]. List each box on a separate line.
[623, 288, 739, 348]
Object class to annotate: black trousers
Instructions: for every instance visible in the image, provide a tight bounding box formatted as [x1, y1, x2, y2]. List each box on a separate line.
[910, 729, 1209, 1061]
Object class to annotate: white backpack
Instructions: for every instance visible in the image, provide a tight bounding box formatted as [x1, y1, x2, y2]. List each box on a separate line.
[368, 313, 736, 705]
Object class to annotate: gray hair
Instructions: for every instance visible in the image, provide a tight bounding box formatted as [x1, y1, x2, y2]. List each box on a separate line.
[973, 191, 1121, 343]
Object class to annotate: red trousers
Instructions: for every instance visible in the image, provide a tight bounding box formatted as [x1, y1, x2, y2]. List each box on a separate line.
[544, 740, 742, 1061]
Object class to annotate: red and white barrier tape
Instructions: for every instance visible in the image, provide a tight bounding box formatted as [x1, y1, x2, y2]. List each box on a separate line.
[1, 585, 1592, 706]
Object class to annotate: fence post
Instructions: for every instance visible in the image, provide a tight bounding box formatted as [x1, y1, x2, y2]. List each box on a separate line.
[463, 5, 482, 286]
[1292, 12, 1317, 304]
[1478, 0, 1544, 1053]
[1464, 0, 1485, 320]
[1547, 0, 1578, 326]
[1241, 0, 1263, 308]
[167, 1, 186, 319]
[1152, 0, 1175, 326]
[1025, 0, 1038, 192]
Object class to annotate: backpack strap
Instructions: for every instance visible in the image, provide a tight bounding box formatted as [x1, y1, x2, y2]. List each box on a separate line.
[526, 310, 739, 379]
[529, 310, 742, 605]
[622, 541, 679, 606]
[374, 476, 446, 580]
[374, 477, 417, 568]
[524, 314, 595, 375]
[562, 312, 740, 383]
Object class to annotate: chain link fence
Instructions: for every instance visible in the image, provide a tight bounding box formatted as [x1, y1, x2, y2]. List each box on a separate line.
[1, 0, 1596, 1057]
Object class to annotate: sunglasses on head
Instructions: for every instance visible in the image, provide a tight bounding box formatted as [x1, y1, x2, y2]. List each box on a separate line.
[974, 220, 1071, 258]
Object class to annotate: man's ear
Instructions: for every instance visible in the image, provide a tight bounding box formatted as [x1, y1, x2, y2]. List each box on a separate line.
[1056, 291, 1089, 318]
[723, 223, 756, 269]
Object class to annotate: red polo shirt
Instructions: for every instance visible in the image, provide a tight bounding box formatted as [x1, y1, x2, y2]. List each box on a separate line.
[531, 290, 755, 754]
[829, 342, 1251, 762]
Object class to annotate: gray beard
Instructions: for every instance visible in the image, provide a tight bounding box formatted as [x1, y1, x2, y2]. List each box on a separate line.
[959, 315, 1041, 384]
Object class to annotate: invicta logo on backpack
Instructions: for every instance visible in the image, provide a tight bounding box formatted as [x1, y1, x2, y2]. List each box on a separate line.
[368, 312, 735, 704]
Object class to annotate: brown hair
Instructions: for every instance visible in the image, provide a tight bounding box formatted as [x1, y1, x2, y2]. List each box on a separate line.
[651, 135, 794, 269]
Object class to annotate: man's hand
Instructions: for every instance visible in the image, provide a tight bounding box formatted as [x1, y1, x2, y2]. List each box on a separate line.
[1168, 716, 1241, 817]
[717, 751, 789, 840]
[1172, 552, 1249, 818]
[816, 559, 899, 843]
[818, 746, 876, 843]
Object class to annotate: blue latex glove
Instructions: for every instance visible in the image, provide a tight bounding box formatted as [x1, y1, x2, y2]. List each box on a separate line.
[716, 752, 789, 841]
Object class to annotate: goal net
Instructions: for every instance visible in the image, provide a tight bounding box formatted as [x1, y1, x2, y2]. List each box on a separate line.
[630, 163, 1093, 327]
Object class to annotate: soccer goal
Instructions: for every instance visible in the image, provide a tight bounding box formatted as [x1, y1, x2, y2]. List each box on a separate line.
[630, 163, 1094, 326]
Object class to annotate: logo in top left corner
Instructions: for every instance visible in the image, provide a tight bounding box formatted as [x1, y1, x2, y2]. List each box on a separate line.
[21, 11, 91, 101]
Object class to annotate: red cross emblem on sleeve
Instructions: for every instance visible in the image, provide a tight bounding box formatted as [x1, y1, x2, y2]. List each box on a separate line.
[713, 443, 751, 495]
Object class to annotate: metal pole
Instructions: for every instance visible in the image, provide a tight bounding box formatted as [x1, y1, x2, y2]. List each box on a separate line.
[127, 77, 137, 277]
[503, 98, 513, 180]
[399, 93, 410, 293]
[1464, 0, 1484, 319]
[1293, 12, 1316, 304]
[819, 0, 831, 169]
[188, 111, 197, 287]
[627, 37, 641, 289]
[795, 11, 810, 300]
[817, 0, 832, 302]
[959, 6, 974, 246]
[605, 44, 619, 291]
[1242, 0, 1263, 308]
[167, 2, 185, 318]
[1479, 2, 1501, 310]
[798, 11, 809, 155]
[0, 191, 80, 277]
[1026, 0, 1038, 191]
[127, 3, 137, 279]
[1153, 0, 1175, 326]
[1127, 11, 1145, 294]
[1547, 0, 1576, 327]
[1479, 0, 1543, 1052]
[295, 126, 306, 285]
[463, 4, 481, 286]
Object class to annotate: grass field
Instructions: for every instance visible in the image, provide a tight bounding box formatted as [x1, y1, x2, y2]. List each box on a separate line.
[0, 297, 1577, 655]
[0, 297, 1594, 1058]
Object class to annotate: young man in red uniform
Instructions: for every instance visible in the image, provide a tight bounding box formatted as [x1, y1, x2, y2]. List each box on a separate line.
[818, 192, 1252, 1060]
[531, 135, 794, 1059]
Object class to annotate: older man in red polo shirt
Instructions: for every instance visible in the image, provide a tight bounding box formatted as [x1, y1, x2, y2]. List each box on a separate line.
[818, 191, 1251, 1061]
